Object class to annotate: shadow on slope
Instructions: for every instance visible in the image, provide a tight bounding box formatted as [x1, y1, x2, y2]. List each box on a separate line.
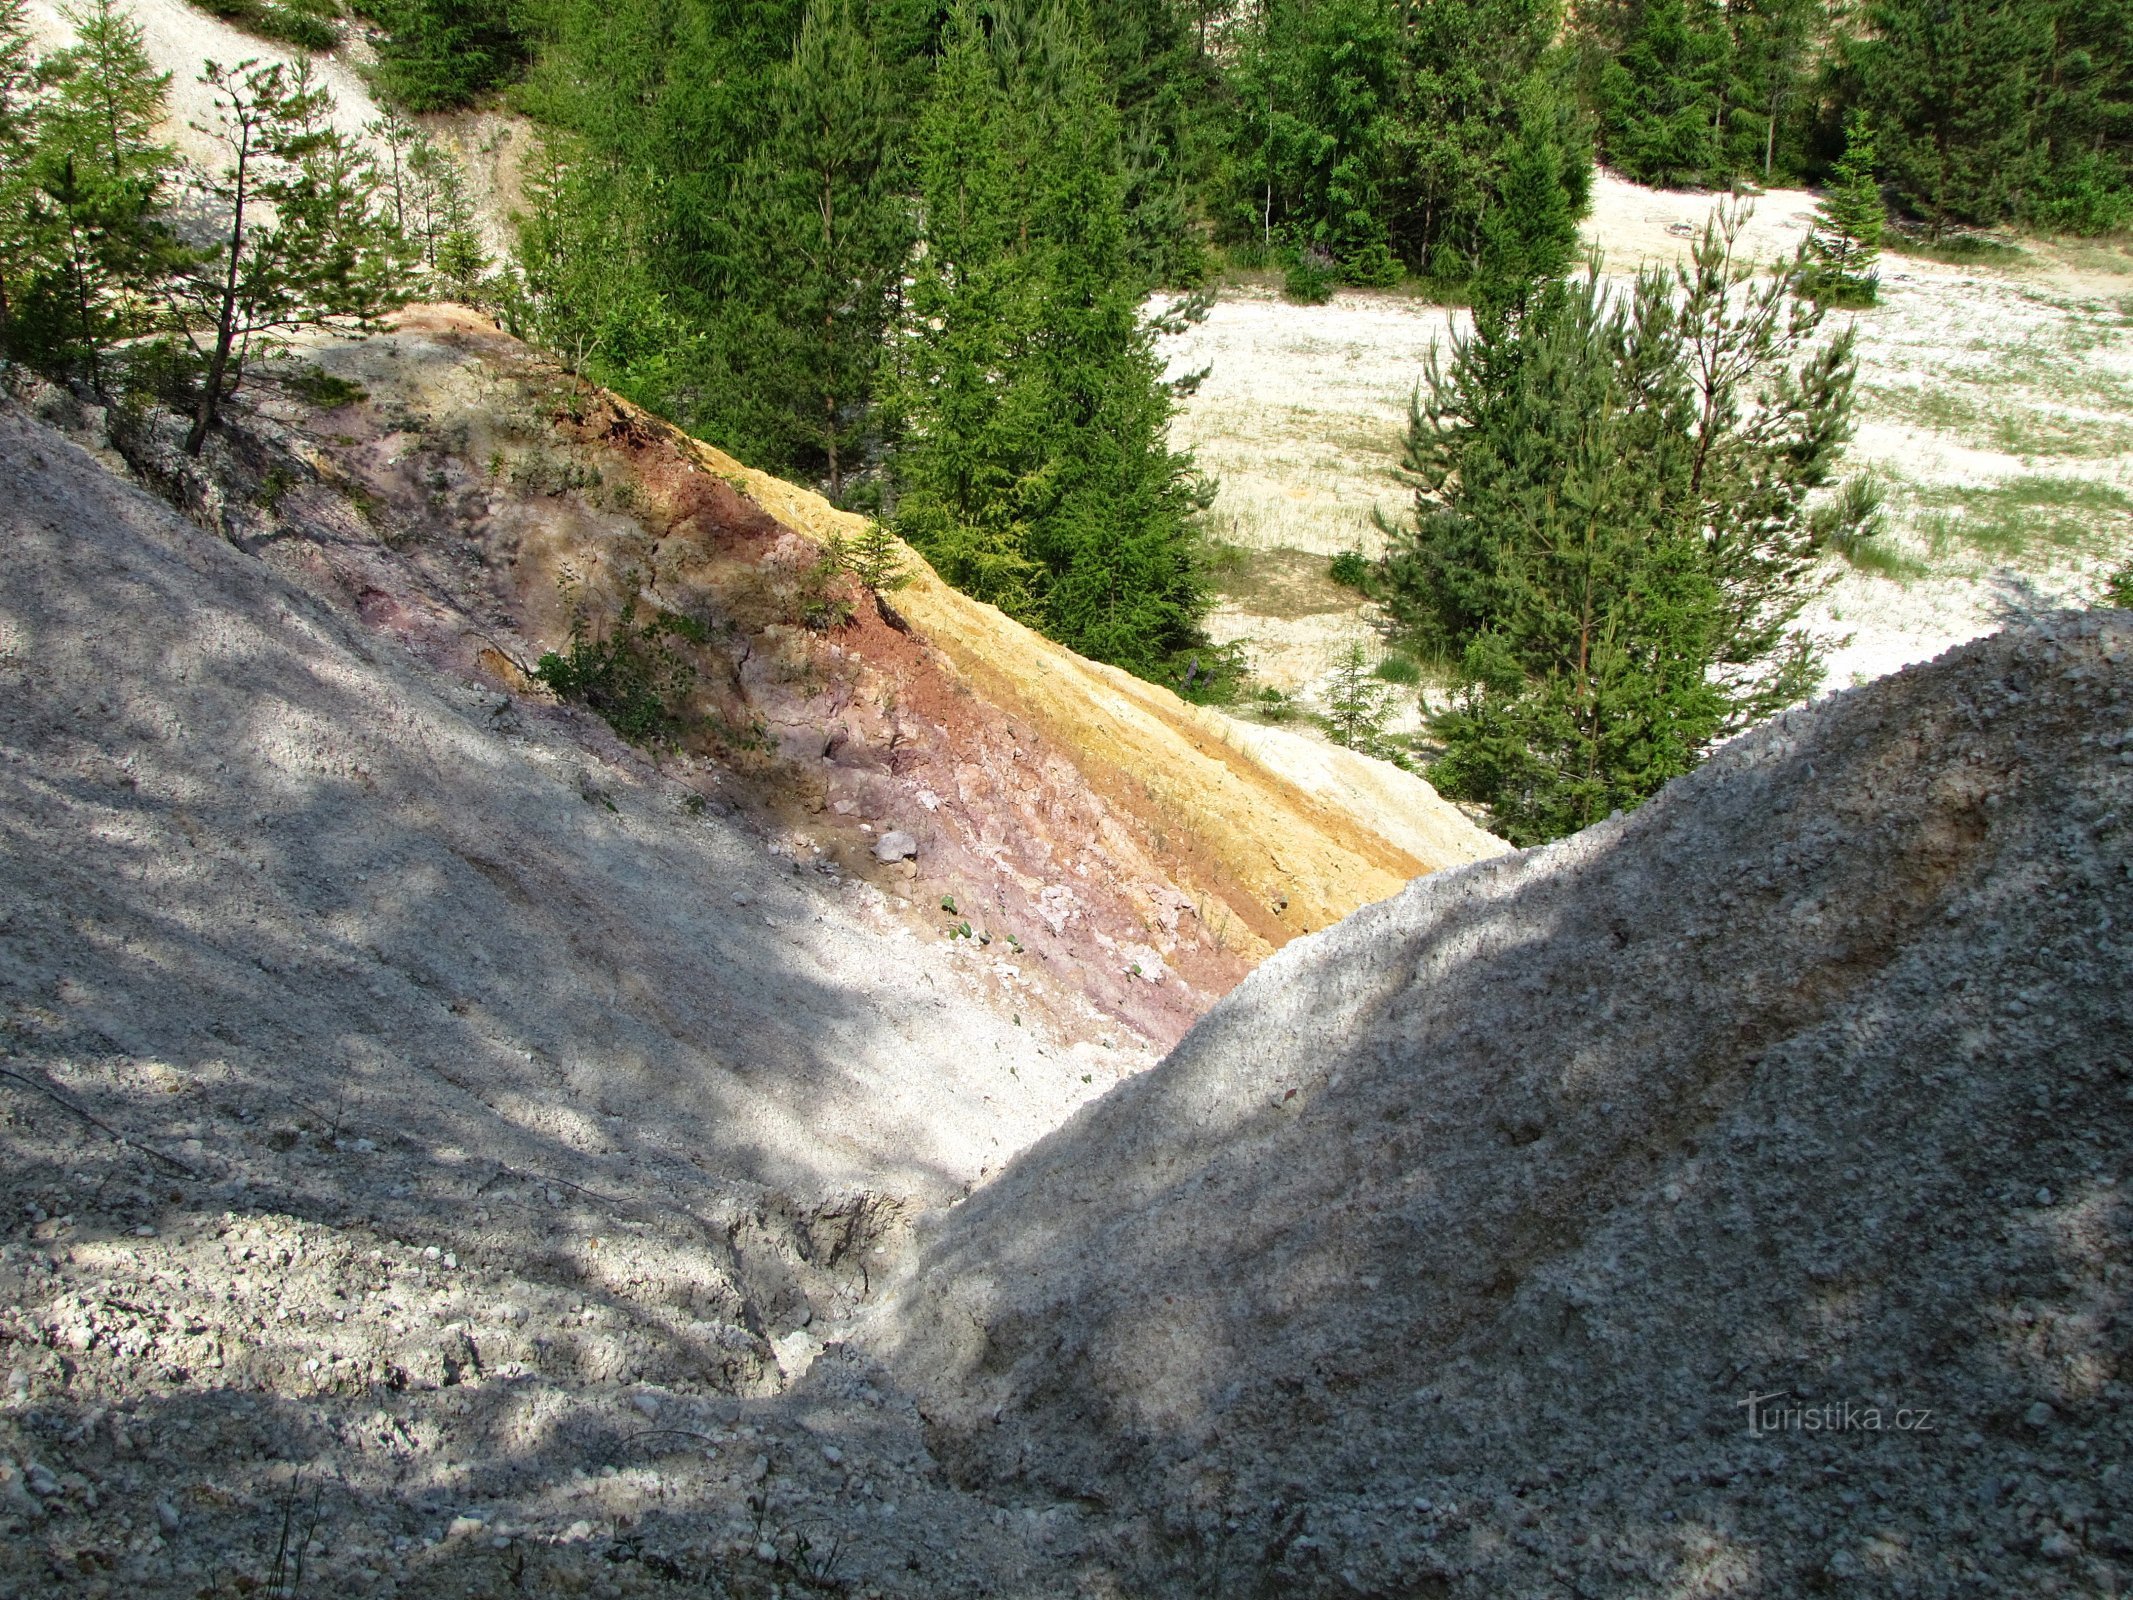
[0, 391, 1125, 1596]
[877, 613, 2133, 1598]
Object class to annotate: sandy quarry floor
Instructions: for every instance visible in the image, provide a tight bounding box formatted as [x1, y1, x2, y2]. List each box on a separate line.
[1164, 171, 2133, 710]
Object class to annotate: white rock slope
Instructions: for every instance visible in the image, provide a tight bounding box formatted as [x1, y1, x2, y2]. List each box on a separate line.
[880, 611, 2133, 1598]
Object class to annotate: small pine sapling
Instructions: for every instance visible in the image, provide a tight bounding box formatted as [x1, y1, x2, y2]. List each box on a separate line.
[1806, 112, 1884, 308]
[845, 520, 910, 593]
[1323, 641, 1394, 753]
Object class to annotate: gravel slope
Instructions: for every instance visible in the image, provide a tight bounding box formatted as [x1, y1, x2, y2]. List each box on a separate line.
[879, 611, 2133, 1598]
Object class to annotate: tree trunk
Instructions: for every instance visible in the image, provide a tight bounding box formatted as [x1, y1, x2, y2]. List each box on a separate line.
[185, 125, 252, 457]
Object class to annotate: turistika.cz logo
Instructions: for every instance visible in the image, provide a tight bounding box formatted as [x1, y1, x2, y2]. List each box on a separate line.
[1737, 1391, 1938, 1437]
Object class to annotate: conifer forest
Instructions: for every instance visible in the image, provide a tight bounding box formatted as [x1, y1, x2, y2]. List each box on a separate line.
[3, 0, 2129, 842]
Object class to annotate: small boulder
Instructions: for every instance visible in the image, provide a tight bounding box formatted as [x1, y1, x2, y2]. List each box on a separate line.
[1119, 943, 1169, 985]
[873, 830, 918, 863]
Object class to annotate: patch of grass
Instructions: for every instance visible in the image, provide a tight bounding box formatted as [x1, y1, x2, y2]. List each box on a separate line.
[1243, 685, 1300, 722]
[1885, 230, 2028, 269]
[1911, 475, 2133, 561]
[1209, 545, 1362, 619]
[1862, 383, 2133, 461]
[509, 450, 602, 496]
[1373, 651, 1422, 685]
[283, 365, 368, 410]
[1837, 534, 1930, 581]
[2056, 239, 2133, 278]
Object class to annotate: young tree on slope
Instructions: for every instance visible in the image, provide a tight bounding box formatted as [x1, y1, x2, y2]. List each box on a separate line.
[1380, 209, 1870, 844]
[18, 0, 183, 387]
[893, 0, 1215, 679]
[173, 58, 405, 454]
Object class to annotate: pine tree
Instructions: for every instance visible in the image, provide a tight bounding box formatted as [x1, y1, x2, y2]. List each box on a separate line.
[1382, 209, 1867, 844]
[171, 58, 407, 454]
[729, 0, 911, 498]
[894, 0, 1215, 679]
[0, 0, 44, 343]
[24, 0, 183, 386]
[1805, 111, 1882, 307]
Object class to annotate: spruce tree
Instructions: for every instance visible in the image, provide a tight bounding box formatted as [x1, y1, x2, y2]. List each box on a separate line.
[894, 0, 1214, 679]
[729, 0, 911, 498]
[2026, 0, 2133, 233]
[1594, 0, 1731, 187]
[1220, 0, 1402, 277]
[1323, 640, 1393, 752]
[1379, 0, 1592, 293]
[1382, 209, 1866, 844]
[356, 0, 527, 111]
[504, 138, 688, 405]
[1084, 0, 1213, 285]
[1853, 0, 2053, 234]
[171, 59, 406, 453]
[1721, 0, 1816, 183]
[1805, 111, 1882, 307]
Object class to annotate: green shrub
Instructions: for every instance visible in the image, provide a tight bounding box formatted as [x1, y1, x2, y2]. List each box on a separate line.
[1340, 241, 1402, 288]
[284, 365, 368, 409]
[2101, 565, 2133, 610]
[1283, 249, 1336, 305]
[800, 540, 858, 630]
[1328, 548, 1374, 591]
[533, 585, 700, 747]
[1171, 640, 1249, 705]
[190, 0, 340, 51]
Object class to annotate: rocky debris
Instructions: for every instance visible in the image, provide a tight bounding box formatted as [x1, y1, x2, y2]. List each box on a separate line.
[877, 612, 2133, 1598]
[871, 830, 918, 863]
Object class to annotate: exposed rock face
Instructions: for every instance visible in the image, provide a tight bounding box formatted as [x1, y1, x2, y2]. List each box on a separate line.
[878, 613, 2133, 1597]
[91, 306, 1499, 1063]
